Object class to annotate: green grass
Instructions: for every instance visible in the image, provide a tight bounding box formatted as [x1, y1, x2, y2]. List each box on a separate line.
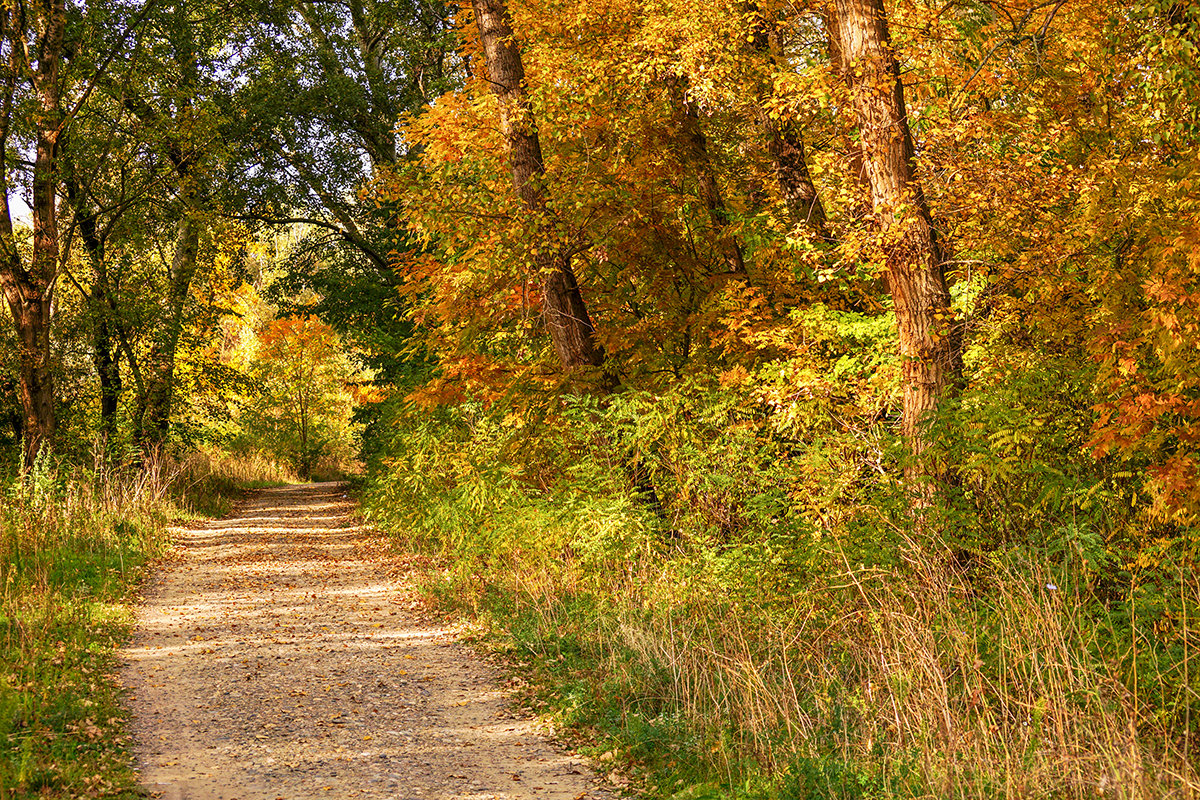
[0, 450, 292, 799]
[0, 593, 142, 797]
[0, 512, 161, 798]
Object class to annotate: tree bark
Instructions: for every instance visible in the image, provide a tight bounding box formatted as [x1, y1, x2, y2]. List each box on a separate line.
[471, 0, 605, 371]
[0, 267, 57, 467]
[82, 226, 123, 441]
[825, 10, 872, 214]
[832, 0, 963, 473]
[763, 117, 829, 237]
[137, 214, 201, 443]
[0, 0, 67, 467]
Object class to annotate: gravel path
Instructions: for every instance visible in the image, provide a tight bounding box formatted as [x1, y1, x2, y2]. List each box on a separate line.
[120, 482, 614, 800]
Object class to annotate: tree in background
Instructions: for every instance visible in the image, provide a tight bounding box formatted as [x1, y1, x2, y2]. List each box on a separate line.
[244, 315, 361, 480]
[225, 0, 460, 272]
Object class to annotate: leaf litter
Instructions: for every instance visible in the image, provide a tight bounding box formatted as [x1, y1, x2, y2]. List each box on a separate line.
[120, 483, 615, 800]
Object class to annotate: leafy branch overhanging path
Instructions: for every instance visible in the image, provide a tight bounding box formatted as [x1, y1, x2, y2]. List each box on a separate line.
[120, 483, 612, 800]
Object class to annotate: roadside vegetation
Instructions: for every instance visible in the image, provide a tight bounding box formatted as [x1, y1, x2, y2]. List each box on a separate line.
[0, 452, 291, 798]
[361, 378, 1199, 799]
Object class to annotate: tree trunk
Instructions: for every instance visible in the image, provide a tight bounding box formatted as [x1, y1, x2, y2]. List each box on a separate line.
[763, 118, 829, 237]
[825, 10, 872, 215]
[832, 0, 963, 475]
[0, 0, 67, 468]
[665, 76, 747, 277]
[26, 117, 62, 465]
[471, 0, 605, 371]
[0, 278, 56, 467]
[138, 214, 201, 443]
[744, 8, 830, 239]
[95, 310, 121, 440]
[69, 173, 123, 443]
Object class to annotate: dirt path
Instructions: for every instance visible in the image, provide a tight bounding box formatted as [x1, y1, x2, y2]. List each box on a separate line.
[120, 483, 614, 800]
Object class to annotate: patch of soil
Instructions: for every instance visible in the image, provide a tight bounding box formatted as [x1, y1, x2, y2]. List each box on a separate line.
[120, 483, 615, 800]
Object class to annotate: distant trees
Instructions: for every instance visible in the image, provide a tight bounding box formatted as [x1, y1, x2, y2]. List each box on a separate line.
[0, 0, 451, 465]
[246, 316, 361, 479]
[225, 0, 459, 272]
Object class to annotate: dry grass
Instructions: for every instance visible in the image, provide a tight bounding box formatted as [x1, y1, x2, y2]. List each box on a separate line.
[171, 448, 298, 516]
[584, 544, 1200, 799]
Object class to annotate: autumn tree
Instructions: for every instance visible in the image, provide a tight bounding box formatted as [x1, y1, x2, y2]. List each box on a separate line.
[470, 0, 606, 375]
[831, 0, 962, 479]
[246, 315, 361, 479]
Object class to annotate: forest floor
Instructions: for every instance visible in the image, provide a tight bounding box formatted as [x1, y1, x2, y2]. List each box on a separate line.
[119, 482, 615, 800]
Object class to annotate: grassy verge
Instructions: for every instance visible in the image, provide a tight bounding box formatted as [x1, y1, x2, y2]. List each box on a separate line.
[0, 450, 291, 799]
[379, 523, 1200, 800]
[361, 401, 1200, 800]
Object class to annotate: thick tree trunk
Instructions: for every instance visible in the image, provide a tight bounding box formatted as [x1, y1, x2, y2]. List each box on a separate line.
[825, 10, 873, 214]
[0, 0, 67, 468]
[0, 279, 56, 466]
[833, 0, 963, 473]
[471, 0, 605, 371]
[26, 130, 62, 463]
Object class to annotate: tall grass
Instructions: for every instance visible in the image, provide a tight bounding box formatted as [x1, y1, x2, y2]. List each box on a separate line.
[0, 448, 291, 799]
[585, 551, 1199, 799]
[171, 448, 297, 517]
[363, 397, 1200, 799]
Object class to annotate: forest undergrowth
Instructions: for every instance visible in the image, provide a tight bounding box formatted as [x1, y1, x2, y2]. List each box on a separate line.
[363, 375, 1200, 800]
[0, 449, 293, 798]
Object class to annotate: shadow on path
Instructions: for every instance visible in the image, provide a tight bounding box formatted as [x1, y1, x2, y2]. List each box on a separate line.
[121, 483, 613, 800]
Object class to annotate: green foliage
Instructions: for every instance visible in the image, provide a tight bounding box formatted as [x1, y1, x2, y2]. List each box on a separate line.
[363, 357, 1200, 797]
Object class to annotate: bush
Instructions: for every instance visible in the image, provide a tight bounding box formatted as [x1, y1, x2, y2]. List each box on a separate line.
[363, 374, 1200, 798]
